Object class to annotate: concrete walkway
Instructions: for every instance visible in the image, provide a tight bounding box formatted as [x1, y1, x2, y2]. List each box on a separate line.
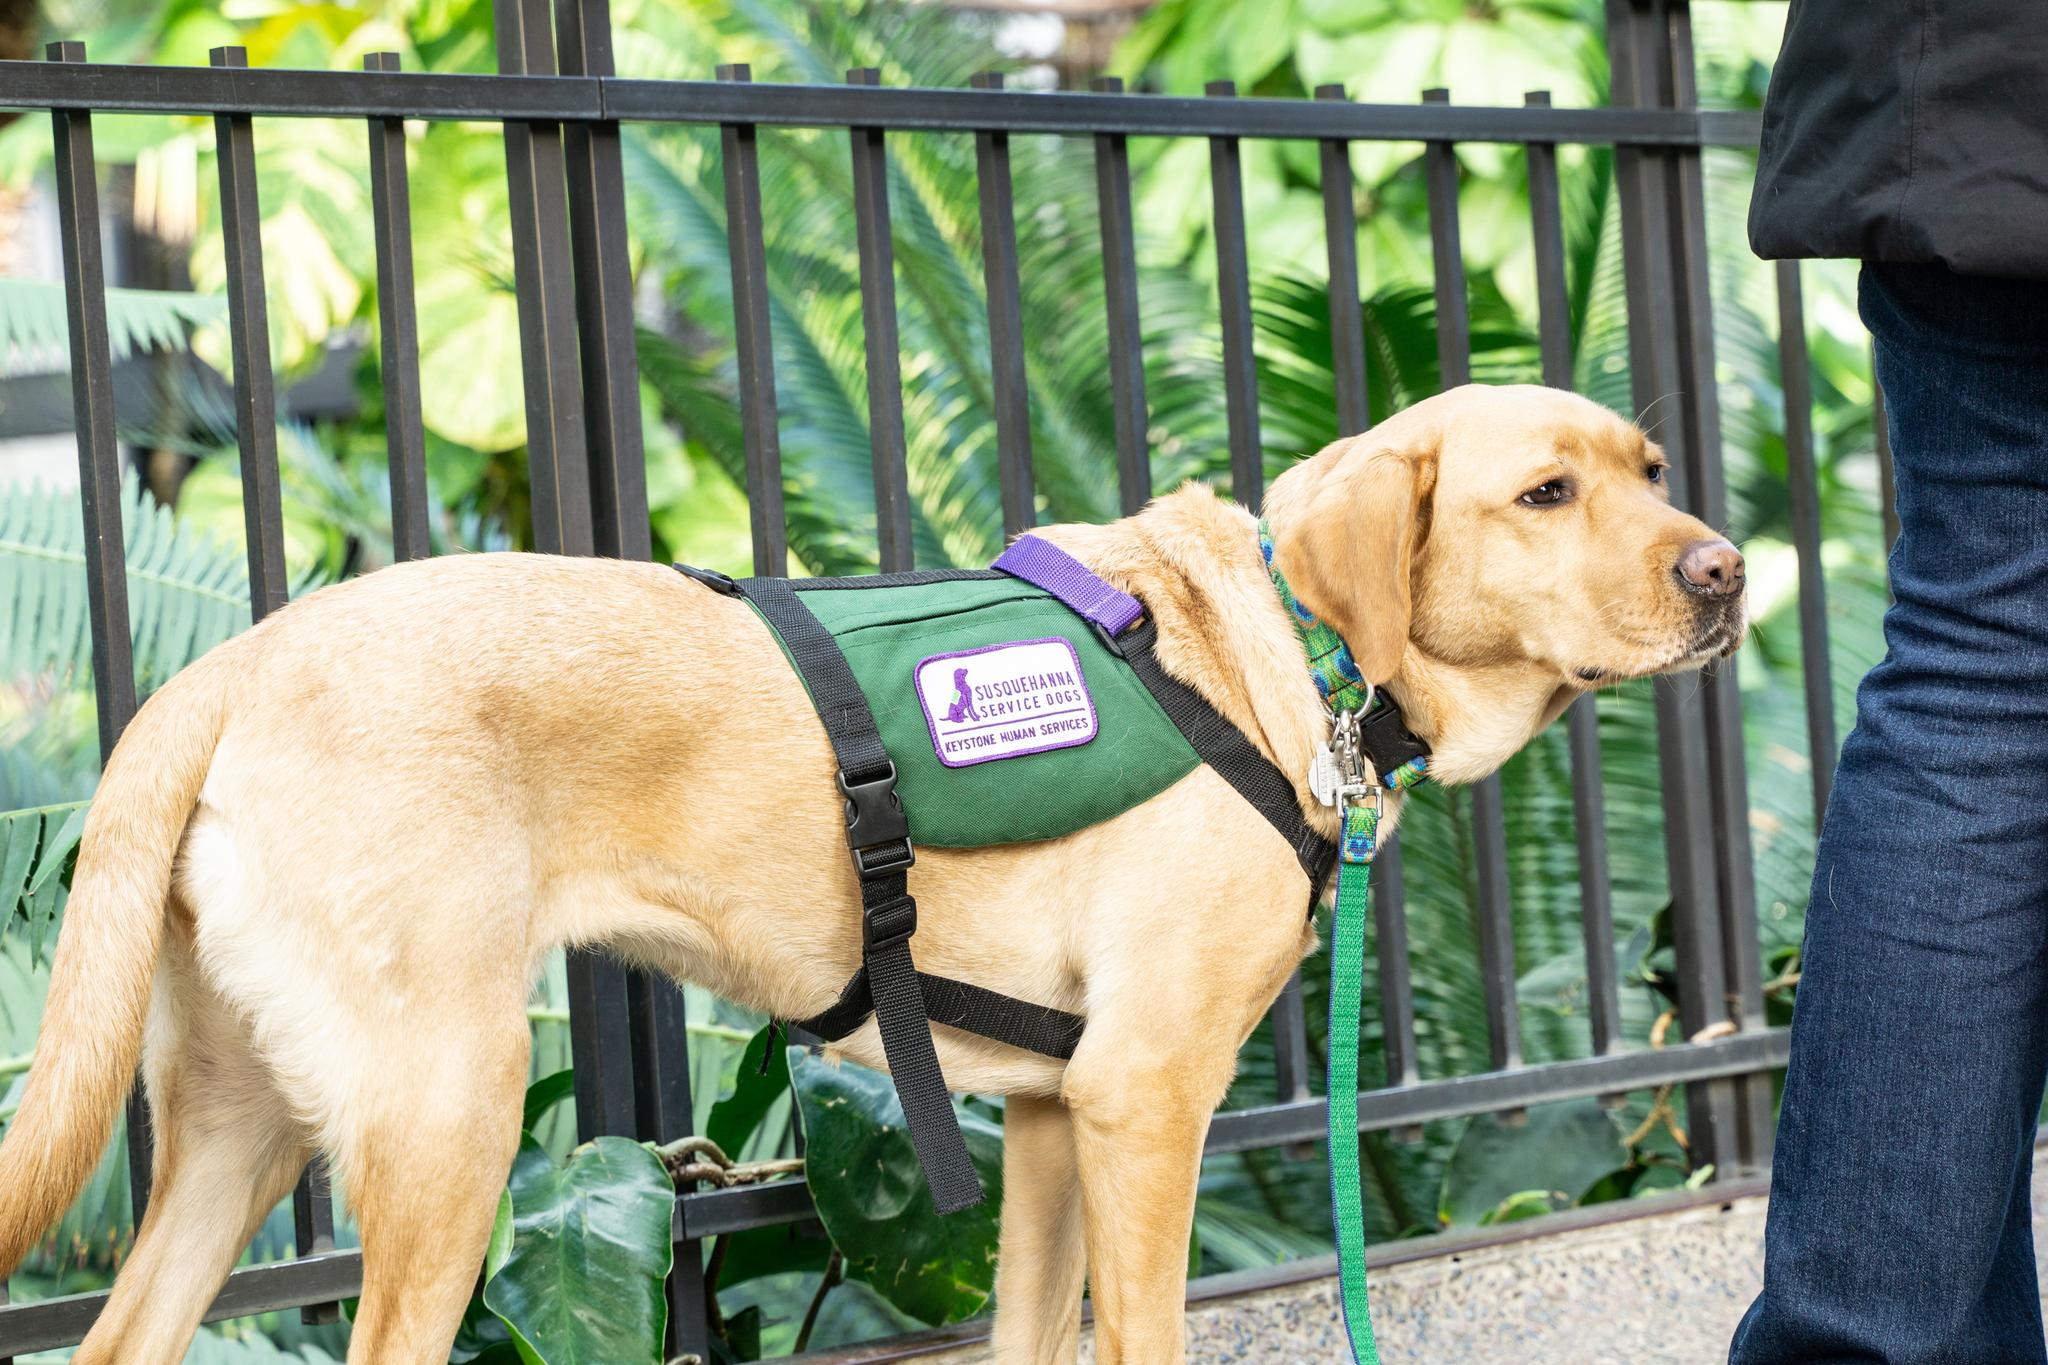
[810, 1145, 2048, 1364]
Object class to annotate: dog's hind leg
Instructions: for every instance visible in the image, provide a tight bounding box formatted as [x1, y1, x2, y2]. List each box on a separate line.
[991, 1094, 1087, 1364]
[330, 997, 529, 1364]
[73, 927, 312, 1365]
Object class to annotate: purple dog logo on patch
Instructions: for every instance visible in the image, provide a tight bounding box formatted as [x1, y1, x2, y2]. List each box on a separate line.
[943, 666, 981, 723]
[916, 638, 1098, 769]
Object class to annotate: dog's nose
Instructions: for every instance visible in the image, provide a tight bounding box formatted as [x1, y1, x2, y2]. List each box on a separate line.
[1676, 539, 1745, 598]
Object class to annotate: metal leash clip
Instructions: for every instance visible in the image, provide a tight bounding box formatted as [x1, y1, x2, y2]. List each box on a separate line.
[1309, 706, 1382, 814]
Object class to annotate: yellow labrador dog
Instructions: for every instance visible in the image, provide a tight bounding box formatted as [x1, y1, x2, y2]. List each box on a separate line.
[0, 384, 1744, 1363]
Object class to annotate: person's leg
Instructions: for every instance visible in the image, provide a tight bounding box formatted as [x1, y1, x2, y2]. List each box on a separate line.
[1731, 261, 2048, 1364]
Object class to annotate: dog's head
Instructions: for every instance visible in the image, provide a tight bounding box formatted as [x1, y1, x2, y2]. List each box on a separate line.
[1262, 384, 1743, 770]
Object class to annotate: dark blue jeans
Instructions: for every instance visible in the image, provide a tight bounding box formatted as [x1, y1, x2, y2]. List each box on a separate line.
[1731, 262, 2048, 1362]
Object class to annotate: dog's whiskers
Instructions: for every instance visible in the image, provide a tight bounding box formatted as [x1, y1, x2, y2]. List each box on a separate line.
[1633, 390, 1686, 442]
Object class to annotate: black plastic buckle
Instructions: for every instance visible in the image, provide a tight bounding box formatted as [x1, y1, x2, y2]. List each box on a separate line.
[839, 765, 914, 876]
[1356, 698, 1430, 775]
[673, 562, 743, 597]
[862, 892, 918, 952]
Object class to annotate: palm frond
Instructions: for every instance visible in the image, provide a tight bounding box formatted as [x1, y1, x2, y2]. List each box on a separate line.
[0, 801, 85, 967]
[0, 277, 224, 378]
[1, 476, 255, 691]
[0, 934, 136, 1286]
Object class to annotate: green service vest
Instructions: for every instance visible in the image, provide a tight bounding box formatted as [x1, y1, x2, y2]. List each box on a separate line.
[759, 574, 1201, 848]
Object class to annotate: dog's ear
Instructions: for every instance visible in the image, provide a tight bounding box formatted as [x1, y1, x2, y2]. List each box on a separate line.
[1269, 431, 1437, 686]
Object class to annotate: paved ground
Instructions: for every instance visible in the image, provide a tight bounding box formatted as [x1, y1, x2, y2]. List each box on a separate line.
[813, 1145, 2048, 1364]
[1171, 1194, 1769, 1364]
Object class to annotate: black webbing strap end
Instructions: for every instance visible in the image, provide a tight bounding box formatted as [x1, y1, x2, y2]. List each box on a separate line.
[865, 929, 985, 1213]
[672, 562, 745, 597]
[1092, 617, 1134, 659]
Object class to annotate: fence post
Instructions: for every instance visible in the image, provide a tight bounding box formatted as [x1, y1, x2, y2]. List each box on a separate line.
[845, 67, 915, 573]
[492, 0, 641, 1157]
[43, 35, 158, 1234]
[1658, 0, 1774, 1175]
[363, 51, 433, 563]
[1603, 0, 1773, 1176]
[552, 0, 648, 560]
[1089, 76, 1151, 515]
[210, 45, 345, 1316]
[970, 71, 1037, 540]
[718, 63, 790, 577]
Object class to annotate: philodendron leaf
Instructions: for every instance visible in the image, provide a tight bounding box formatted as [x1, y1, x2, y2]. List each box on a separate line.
[482, 1135, 674, 1365]
[707, 1022, 791, 1156]
[1436, 1097, 1632, 1229]
[787, 1047, 1004, 1326]
[521, 1068, 578, 1135]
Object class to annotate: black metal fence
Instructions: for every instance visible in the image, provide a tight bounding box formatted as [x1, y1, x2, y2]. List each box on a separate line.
[0, 0, 1864, 1357]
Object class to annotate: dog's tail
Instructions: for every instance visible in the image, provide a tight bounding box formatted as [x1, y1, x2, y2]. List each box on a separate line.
[0, 643, 235, 1276]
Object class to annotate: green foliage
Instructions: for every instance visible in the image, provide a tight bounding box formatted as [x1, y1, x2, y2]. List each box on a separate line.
[787, 1048, 1003, 1326]
[625, 0, 1252, 576]
[170, 1330, 345, 1365]
[1, 477, 257, 692]
[520, 1069, 578, 1135]
[707, 1023, 793, 1157]
[0, 938, 136, 1289]
[481, 1136, 675, 1365]
[0, 277, 224, 377]
[0, 801, 85, 967]
[1436, 1099, 1631, 1227]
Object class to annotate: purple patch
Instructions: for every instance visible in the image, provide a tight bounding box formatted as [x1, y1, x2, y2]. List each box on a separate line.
[915, 637, 1098, 769]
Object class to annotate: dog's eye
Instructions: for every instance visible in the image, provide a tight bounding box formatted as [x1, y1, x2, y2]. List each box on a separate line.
[1647, 464, 1668, 484]
[1519, 480, 1571, 507]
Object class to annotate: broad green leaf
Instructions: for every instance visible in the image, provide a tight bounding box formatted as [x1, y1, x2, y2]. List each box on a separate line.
[716, 1222, 833, 1292]
[1579, 1165, 1646, 1206]
[486, 1187, 515, 1279]
[706, 1022, 791, 1157]
[482, 1135, 675, 1365]
[521, 1068, 578, 1135]
[788, 1048, 1003, 1326]
[1437, 1098, 1631, 1228]
[1632, 1165, 1691, 1197]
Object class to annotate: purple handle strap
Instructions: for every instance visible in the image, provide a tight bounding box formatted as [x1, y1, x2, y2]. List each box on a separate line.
[992, 535, 1145, 635]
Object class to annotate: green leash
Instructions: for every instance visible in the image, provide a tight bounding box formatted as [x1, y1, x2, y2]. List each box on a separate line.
[1261, 522, 1427, 1364]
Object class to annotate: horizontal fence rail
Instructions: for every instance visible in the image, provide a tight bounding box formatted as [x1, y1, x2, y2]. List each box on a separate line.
[0, 60, 1763, 144]
[0, 1, 1853, 1355]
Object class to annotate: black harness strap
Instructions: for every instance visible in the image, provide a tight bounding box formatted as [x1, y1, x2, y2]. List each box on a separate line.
[798, 964, 1086, 1060]
[1114, 616, 1339, 892]
[737, 574, 985, 1215]
[689, 558, 1356, 1216]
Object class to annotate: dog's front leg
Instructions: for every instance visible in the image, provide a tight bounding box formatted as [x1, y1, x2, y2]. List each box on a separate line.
[990, 1093, 1088, 1364]
[1063, 1045, 1226, 1364]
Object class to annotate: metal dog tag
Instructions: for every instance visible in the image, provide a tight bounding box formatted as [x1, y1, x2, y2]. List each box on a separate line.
[1308, 742, 1344, 807]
